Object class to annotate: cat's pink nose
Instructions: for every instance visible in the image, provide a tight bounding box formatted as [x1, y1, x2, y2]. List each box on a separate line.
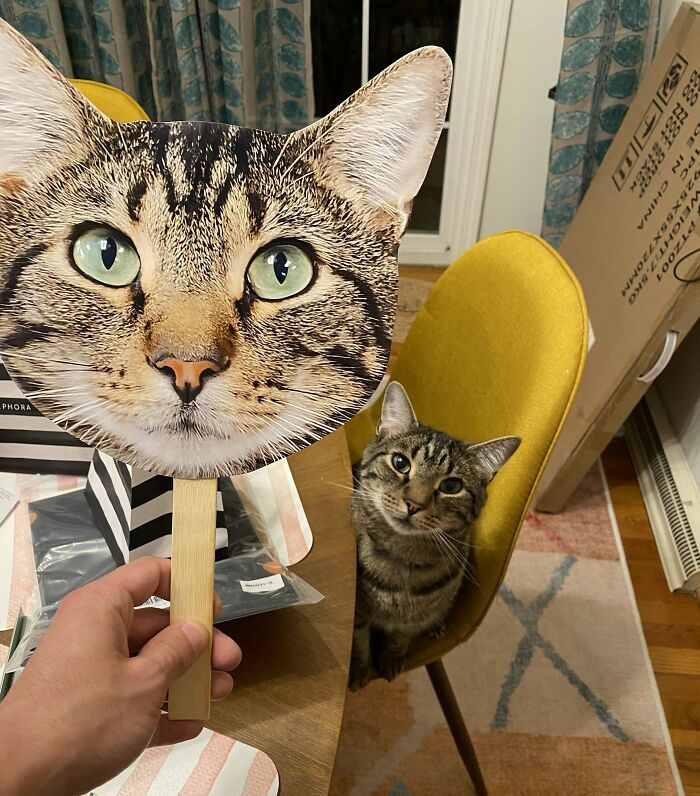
[155, 356, 226, 403]
[405, 499, 424, 516]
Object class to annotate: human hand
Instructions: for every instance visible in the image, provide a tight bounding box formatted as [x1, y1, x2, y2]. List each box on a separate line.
[0, 556, 241, 796]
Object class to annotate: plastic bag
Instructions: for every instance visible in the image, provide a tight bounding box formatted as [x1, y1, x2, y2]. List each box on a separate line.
[5, 555, 322, 675]
[2, 471, 323, 676]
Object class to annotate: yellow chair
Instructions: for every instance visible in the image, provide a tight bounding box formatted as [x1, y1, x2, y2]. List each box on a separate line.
[70, 78, 149, 122]
[345, 230, 587, 795]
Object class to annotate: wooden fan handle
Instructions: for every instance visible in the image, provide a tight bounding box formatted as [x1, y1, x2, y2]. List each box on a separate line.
[168, 477, 217, 720]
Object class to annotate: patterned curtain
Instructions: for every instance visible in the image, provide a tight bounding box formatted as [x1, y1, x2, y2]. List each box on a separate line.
[0, 0, 313, 132]
[541, 0, 664, 248]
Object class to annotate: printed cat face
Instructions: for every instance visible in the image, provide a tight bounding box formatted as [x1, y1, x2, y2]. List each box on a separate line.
[358, 382, 520, 536]
[0, 21, 451, 477]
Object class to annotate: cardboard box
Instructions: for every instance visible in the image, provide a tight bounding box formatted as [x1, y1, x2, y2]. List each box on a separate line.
[537, 3, 700, 512]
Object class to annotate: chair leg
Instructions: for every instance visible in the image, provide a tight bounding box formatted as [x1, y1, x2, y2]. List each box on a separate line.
[426, 658, 488, 796]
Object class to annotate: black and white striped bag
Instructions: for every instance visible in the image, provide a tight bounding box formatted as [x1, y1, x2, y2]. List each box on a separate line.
[0, 360, 93, 476]
[85, 450, 229, 566]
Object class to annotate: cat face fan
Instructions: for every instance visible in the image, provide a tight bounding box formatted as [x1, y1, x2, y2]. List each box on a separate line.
[0, 20, 451, 478]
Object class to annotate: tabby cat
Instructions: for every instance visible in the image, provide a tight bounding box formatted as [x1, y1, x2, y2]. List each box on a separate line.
[350, 382, 520, 689]
[0, 20, 450, 478]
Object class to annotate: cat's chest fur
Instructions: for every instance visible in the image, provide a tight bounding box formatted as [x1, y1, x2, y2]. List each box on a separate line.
[355, 524, 466, 634]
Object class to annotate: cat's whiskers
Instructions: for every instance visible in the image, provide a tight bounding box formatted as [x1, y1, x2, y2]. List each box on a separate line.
[434, 530, 481, 589]
[280, 90, 427, 189]
[272, 132, 293, 171]
[438, 533, 501, 552]
[271, 414, 328, 452]
[279, 118, 341, 183]
[114, 122, 128, 154]
[258, 416, 306, 456]
[324, 480, 356, 493]
[0, 350, 94, 369]
[25, 386, 86, 398]
[429, 531, 456, 577]
[53, 397, 106, 426]
[63, 402, 112, 447]
[278, 400, 339, 435]
[93, 135, 119, 168]
[286, 171, 314, 189]
[357, 485, 390, 507]
[276, 384, 350, 401]
[269, 383, 363, 419]
[431, 532, 470, 581]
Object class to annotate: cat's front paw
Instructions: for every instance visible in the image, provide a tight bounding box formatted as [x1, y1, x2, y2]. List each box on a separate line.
[349, 662, 372, 692]
[427, 622, 447, 639]
[376, 647, 407, 682]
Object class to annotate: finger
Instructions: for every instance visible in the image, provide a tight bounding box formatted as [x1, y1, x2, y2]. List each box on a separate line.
[97, 557, 172, 611]
[132, 621, 208, 688]
[211, 670, 234, 701]
[211, 630, 242, 672]
[150, 716, 204, 747]
[129, 611, 240, 672]
[127, 608, 170, 652]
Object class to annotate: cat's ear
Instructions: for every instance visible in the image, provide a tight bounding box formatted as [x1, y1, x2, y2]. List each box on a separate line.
[377, 382, 418, 437]
[0, 19, 107, 182]
[469, 437, 521, 482]
[305, 47, 452, 226]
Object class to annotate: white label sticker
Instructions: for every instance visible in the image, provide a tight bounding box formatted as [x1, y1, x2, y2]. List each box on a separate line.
[138, 596, 170, 610]
[240, 574, 284, 594]
[0, 485, 19, 528]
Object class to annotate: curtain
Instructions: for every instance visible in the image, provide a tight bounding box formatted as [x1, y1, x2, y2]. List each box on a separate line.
[0, 0, 314, 131]
[541, 0, 664, 248]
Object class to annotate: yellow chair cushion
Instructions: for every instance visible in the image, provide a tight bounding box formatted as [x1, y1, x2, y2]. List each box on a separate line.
[345, 230, 587, 669]
[69, 79, 149, 122]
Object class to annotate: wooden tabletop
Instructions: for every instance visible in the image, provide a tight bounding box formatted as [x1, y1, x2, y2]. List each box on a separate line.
[0, 429, 357, 796]
[210, 430, 356, 794]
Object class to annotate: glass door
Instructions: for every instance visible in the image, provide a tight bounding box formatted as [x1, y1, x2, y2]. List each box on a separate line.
[310, 0, 458, 257]
[309, 1, 510, 264]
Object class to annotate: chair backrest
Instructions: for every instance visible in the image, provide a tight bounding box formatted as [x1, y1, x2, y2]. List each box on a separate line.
[69, 79, 149, 122]
[344, 230, 587, 668]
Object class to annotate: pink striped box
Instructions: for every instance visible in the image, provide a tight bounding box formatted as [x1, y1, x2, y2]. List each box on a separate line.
[85, 453, 313, 568]
[87, 729, 278, 796]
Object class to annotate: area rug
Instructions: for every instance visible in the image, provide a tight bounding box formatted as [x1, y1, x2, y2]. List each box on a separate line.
[330, 464, 682, 796]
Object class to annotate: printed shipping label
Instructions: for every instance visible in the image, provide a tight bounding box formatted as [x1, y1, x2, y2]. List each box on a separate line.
[240, 574, 284, 594]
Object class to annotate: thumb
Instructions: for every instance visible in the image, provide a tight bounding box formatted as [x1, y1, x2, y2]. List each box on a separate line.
[135, 621, 209, 688]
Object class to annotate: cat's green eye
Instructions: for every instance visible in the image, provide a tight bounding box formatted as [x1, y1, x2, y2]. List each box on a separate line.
[247, 242, 314, 300]
[439, 477, 463, 495]
[391, 453, 411, 474]
[72, 226, 140, 287]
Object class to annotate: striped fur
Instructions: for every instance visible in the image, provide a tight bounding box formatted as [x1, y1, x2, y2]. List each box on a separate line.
[350, 382, 520, 688]
[0, 20, 451, 478]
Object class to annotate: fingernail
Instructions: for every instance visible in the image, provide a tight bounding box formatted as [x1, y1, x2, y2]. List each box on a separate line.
[181, 622, 208, 650]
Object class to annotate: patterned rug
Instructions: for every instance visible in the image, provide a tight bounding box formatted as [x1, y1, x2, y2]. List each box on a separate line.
[330, 465, 681, 796]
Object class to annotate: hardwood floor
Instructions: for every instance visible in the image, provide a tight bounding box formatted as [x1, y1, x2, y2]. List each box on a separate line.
[603, 437, 700, 795]
[401, 265, 699, 793]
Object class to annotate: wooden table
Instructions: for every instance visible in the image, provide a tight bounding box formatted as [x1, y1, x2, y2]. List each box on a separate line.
[0, 429, 356, 796]
[210, 430, 356, 794]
